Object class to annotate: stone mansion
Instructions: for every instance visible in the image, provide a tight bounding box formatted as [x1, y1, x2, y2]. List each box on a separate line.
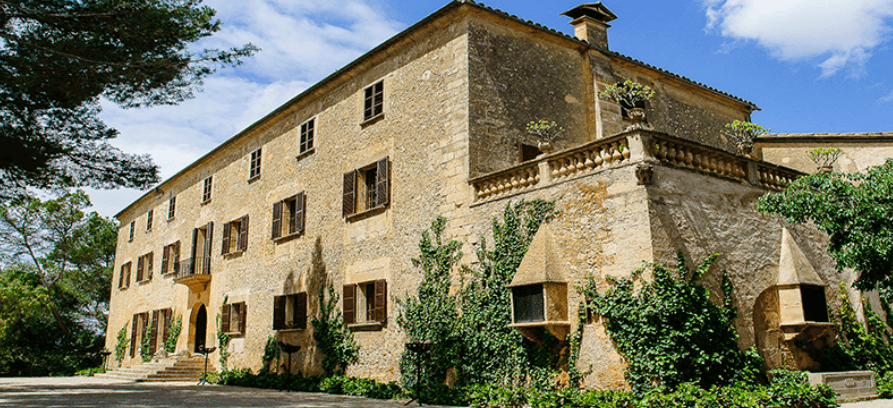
[105, 1, 886, 387]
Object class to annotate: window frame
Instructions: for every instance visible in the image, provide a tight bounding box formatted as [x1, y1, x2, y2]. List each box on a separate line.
[128, 221, 135, 242]
[362, 81, 384, 123]
[273, 292, 308, 331]
[146, 210, 154, 231]
[271, 192, 305, 241]
[221, 302, 247, 337]
[168, 196, 176, 220]
[343, 279, 387, 330]
[118, 261, 132, 289]
[135, 252, 154, 283]
[342, 157, 389, 219]
[298, 118, 315, 158]
[249, 148, 262, 180]
[202, 176, 213, 204]
[222, 215, 249, 255]
[161, 241, 181, 275]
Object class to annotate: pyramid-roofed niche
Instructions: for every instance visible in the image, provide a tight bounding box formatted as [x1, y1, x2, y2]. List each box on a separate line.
[508, 223, 570, 340]
[775, 227, 835, 342]
[777, 228, 824, 287]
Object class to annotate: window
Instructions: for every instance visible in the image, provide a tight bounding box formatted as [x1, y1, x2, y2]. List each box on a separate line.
[343, 280, 387, 326]
[272, 192, 305, 240]
[128, 221, 135, 242]
[136, 252, 154, 282]
[511, 284, 545, 323]
[118, 262, 132, 289]
[299, 118, 315, 155]
[168, 196, 176, 220]
[130, 312, 149, 357]
[202, 176, 213, 203]
[363, 81, 384, 121]
[221, 302, 247, 337]
[189, 222, 213, 275]
[222, 215, 249, 255]
[342, 157, 389, 217]
[146, 210, 154, 231]
[249, 148, 262, 180]
[161, 241, 181, 275]
[147, 308, 173, 356]
[273, 292, 307, 330]
[801, 285, 829, 323]
[519, 143, 542, 162]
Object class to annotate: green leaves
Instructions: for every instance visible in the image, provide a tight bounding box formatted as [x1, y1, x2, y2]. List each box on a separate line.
[723, 120, 768, 144]
[311, 283, 359, 377]
[598, 80, 655, 108]
[756, 159, 893, 291]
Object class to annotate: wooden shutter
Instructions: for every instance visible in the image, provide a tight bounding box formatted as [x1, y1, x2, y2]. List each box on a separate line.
[150, 311, 159, 355]
[374, 279, 388, 323]
[273, 295, 285, 330]
[239, 215, 249, 251]
[221, 221, 231, 255]
[296, 292, 307, 330]
[173, 241, 181, 272]
[139, 312, 149, 354]
[342, 170, 356, 217]
[221, 304, 231, 333]
[376, 157, 390, 207]
[161, 245, 170, 274]
[162, 308, 172, 347]
[125, 263, 131, 285]
[271, 201, 282, 239]
[147, 252, 153, 280]
[130, 314, 138, 357]
[293, 192, 305, 235]
[190, 228, 198, 273]
[239, 303, 247, 335]
[119, 265, 125, 288]
[343, 284, 356, 324]
[202, 222, 213, 274]
[136, 256, 144, 281]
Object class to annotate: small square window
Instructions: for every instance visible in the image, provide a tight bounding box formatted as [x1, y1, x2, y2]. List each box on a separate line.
[363, 81, 384, 121]
[299, 119, 315, 155]
[222, 215, 249, 255]
[221, 302, 247, 337]
[249, 148, 262, 180]
[146, 210, 154, 231]
[202, 176, 213, 203]
[273, 293, 307, 330]
[168, 196, 176, 220]
[271, 192, 305, 240]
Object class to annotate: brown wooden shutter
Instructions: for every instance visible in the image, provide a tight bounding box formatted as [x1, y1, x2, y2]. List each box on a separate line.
[271, 201, 282, 239]
[239, 215, 249, 251]
[343, 284, 356, 324]
[150, 311, 159, 355]
[130, 314, 138, 357]
[203, 222, 213, 274]
[147, 252, 154, 280]
[343, 170, 356, 217]
[293, 192, 305, 235]
[161, 245, 170, 274]
[239, 303, 247, 335]
[173, 241, 181, 272]
[221, 304, 230, 333]
[162, 308, 172, 346]
[221, 221, 231, 255]
[136, 256, 144, 281]
[190, 228, 198, 273]
[273, 295, 285, 330]
[125, 263, 131, 285]
[374, 279, 388, 323]
[119, 265, 125, 288]
[296, 292, 307, 330]
[376, 157, 389, 207]
[139, 312, 149, 354]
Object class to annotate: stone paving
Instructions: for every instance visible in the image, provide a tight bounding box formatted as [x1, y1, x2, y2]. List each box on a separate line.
[0, 377, 891, 407]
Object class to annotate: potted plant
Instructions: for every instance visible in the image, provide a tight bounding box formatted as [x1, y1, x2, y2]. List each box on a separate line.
[807, 147, 842, 173]
[526, 119, 564, 153]
[598, 80, 655, 130]
[724, 120, 768, 156]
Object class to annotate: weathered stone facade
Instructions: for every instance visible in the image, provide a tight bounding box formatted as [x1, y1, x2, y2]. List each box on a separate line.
[105, 1, 873, 388]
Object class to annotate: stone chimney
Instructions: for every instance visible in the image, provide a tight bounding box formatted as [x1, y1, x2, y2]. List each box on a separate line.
[561, 3, 617, 49]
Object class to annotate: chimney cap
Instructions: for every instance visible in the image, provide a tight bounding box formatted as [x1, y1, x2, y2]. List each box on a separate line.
[561, 2, 617, 24]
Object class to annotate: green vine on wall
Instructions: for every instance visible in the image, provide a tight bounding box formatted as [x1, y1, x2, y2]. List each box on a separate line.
[217, 297, 232, 371]
[140, 321, 153, 362]
[311, 283, 360, 376]
[585, 252, 763, 393]
[165, 314, 182, 354]
[261, 335, 280, 374]
[817, 282, 893, 375]
[114, 324, 128, 366]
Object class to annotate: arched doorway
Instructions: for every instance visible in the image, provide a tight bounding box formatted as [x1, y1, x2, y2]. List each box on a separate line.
[194, 305, 207, 352]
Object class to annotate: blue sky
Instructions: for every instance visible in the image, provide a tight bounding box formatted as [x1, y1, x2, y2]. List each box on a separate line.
[89, 0, 893, 217]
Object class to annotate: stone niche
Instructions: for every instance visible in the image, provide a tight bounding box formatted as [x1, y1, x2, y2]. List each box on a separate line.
[508, 224, 571, 340]
[776, 228, 836, 342]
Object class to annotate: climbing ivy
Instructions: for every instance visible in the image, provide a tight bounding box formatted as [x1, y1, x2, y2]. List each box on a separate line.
[311, 283, 360, 376]
[261, 335, 280, 374]
[114, 324, 128, 366]
[817, 282, 893, 374]
[585, 252, 763, 393]
[397, 217, 462, 392]
[164, 314, 182, 354]
[140, 321, 153, 362]
[217, 298, 232, 371]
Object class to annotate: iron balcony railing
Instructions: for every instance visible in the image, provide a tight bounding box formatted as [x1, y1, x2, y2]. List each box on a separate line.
[175, 257, 210, 280]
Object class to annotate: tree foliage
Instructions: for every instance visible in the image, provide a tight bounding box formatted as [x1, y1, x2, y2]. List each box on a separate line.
[0, 0, 257, 198]
[756, 159, 893, 291]
[0, 190, 115, 375]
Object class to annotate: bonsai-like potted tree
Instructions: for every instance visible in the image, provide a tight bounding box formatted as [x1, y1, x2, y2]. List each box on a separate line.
[598, 80, 655, 130]
[807, 147, 842, 173]
[724, 120, 768, 156]
[526, 119, 564, 153]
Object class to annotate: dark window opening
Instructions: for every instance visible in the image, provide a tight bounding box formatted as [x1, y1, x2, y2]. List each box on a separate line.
[300, 119, 315, 154]
[249, 148, 262, 180]
[363, 81, 384, 121]
[273, 293, 307, 330]
[801, 285, 829, 323]
[519, 143, 542, 162]
[512, 284, 545, 323]
[202, 176, 213, 203]
[168, 196, 176, 219]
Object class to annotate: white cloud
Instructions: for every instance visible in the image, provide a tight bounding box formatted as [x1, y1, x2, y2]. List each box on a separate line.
[881, 89, 893, 103]
[87, 0, 403, 217]
[704, 0, 893, 77]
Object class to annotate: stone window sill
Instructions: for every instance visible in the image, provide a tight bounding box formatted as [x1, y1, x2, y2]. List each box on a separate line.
[360, 113, 384, 127]
[347, 321, 383, 331]
[296, 148, 315, 162]
[345, 205, 387, 222]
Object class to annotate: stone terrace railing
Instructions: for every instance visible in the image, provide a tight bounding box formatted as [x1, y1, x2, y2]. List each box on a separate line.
[469, 130, 804, 203]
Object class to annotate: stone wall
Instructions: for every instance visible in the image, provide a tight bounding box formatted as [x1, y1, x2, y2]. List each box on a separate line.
[757, 133, 893, 174]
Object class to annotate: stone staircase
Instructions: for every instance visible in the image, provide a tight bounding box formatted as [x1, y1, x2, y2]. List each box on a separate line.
[96, 355, 212, 382]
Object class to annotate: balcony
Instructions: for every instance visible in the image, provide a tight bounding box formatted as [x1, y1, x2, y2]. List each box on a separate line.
[173, 257, 211, 291]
